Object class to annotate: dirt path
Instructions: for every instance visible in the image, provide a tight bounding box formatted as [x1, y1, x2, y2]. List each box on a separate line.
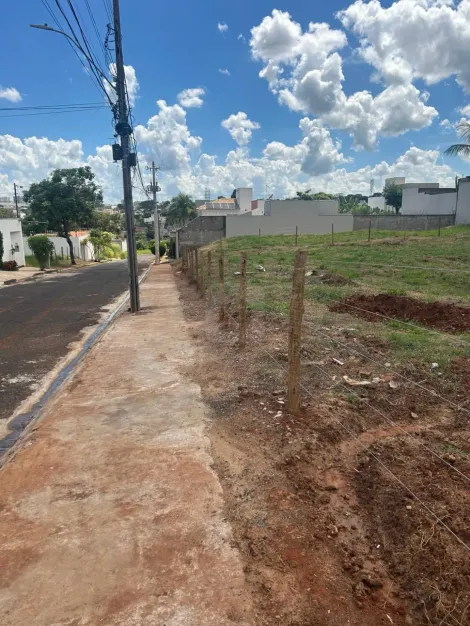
[0, 265, 253, 625]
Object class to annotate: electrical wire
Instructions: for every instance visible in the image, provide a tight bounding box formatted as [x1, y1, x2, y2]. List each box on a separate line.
[40, 0, 112, 105]
[0, 107, 107, 118]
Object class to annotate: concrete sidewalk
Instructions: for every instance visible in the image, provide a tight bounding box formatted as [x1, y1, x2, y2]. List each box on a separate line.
[0, 265, 252, 625]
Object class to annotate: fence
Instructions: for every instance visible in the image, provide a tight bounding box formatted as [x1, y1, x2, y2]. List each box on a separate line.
[179, 234, 470, 625]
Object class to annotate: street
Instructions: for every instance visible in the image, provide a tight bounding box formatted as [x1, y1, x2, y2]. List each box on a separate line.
[0, 258, 151, 423]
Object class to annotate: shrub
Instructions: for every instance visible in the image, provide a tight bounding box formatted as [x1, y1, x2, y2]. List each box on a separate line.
[149, 240, 167, 256]
[28, 235, 54, 270]
[2, 260, 18, 271]
[120, 251, 127, 260]
[136, 234, 148, 250]
[104, 243, 121, 259]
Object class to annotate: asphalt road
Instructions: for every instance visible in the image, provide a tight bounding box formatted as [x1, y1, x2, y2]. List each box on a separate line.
[0, 258, 151, 422]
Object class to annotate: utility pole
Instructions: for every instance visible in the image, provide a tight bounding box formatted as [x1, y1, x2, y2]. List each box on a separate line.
[147, 162, 161, 264]
[13, 183, 21, 218]
[113, 0, 140, 312]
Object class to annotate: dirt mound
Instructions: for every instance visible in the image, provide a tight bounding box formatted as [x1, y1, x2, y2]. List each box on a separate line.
[330, 293, 470, 332]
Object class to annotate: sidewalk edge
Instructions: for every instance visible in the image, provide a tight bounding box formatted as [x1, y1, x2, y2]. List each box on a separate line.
[0, 262, 154, 467]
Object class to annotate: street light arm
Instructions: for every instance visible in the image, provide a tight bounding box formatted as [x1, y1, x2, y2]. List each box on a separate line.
[30, 24, 116, 91]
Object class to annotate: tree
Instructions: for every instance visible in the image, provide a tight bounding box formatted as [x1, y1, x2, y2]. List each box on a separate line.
[0, 207, 14, 218]
[134, 200, 155, 227]
[24, 167, 101, 265]
[91, 210, 124, 235]
[162, 193, 196, 228]
[83, 229, 113, 262]
[444, 121, 470, 158]
[28, 235, 55, 270]
[383, 182, 403, 214]
[291, 190, 334, 200]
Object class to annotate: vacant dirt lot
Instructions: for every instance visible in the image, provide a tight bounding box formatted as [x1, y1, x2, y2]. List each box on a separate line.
[176, 266, 470, 626]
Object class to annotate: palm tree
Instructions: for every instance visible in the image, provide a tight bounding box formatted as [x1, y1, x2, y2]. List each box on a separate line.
[163, 193, 197, 228]
[444, 121, 470, 157]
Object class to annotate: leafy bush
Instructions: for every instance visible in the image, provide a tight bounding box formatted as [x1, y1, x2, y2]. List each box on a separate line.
[28, 235, 55, 270]
[120, 251, 127, 260]
[104, 243, 121, 259]
[83, 229, 114, 261]
[2, 260, 18, 271]
[136, 234, 149, 250]
[149, 240, 167, 256]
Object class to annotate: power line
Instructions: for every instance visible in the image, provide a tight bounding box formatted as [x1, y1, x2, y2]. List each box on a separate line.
[0, 107, 107, 118]
[40, 0, 110, 103]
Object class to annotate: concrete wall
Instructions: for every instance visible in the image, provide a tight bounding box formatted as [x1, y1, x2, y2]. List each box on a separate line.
[177, 216, 225, 248]
[226, 199, 352, 237]
[353, 214, 455, 231]
[455, 178, 470, 224]
[368, 196, 386, 211]
[251, 199, 265, 216]
[401, 186, 456, 215]
[23, 235, 95, 261]
[236, 188, 252, 213]
[0, 218, 25, 266]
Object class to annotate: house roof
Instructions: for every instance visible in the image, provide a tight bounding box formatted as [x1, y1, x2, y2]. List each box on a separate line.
[198, 198, 237, 211]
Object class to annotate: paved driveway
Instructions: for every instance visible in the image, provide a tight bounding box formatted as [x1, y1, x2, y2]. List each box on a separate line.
[0, 258, 151, 422]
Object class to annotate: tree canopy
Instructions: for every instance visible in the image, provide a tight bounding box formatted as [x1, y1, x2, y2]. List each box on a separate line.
[444, 121, 470, 158]
[91, 210, 124, 235]
[383, 182, 403, 214]
[24, 167, 101, 264]
[162, 194, 197, 228]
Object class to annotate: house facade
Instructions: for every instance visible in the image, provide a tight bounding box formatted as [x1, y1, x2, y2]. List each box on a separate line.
[0, 218, 26, 266]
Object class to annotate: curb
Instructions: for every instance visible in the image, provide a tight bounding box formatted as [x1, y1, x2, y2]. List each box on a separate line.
[0, 263, 98, 287]
[0, 261, 154, 465]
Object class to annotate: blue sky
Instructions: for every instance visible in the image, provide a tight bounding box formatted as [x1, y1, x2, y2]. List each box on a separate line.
[1, 0, 470, 202]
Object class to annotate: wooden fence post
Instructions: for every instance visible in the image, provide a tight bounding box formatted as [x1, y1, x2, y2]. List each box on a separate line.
[438, 216, 441, 237]
[331, 223, 334, 246]
[200, 251, 205, 297]
[218, 242, 225, 322]
[287, 249, 308, 414]
[238, 253, 247, 348]
[189, 248, 194, 281]
[195, 248, 199, 291]
[368, 220, 372, 243]
[207, 250, 213, 307]
[295, 225, 298, 246]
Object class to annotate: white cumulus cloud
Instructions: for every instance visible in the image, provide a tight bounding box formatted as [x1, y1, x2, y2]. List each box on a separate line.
[219, 68, 231, 76]
[177, 87, 206, 108]
[250, 8, 438, 150]
[221, 112, 261, 146]
[217, 22, 228, 33]
[134, 99, 202, 173]
[338, 0, 470, 90]
[105, 64, 139, 107]
[0, 87, 22, 103]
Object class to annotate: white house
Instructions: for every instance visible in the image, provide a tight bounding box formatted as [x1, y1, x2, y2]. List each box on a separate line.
[0, 218, 26, 266]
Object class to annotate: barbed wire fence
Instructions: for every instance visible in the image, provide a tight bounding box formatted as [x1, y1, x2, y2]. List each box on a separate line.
[179, 239, 470, 624]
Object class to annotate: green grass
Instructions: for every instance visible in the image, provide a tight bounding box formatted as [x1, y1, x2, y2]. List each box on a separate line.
[137, 249, 152, 255]
[25, 255, 71, 268]
[201, 226, 470, 368]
